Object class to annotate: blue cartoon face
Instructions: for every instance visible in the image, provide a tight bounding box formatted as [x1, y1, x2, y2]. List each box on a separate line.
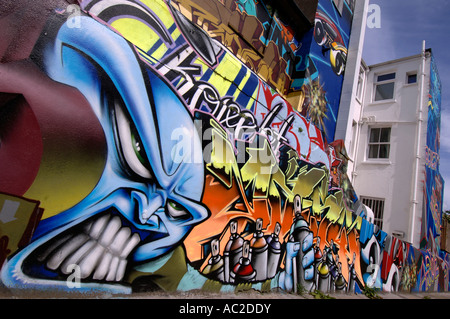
[1, 16, 209, 289]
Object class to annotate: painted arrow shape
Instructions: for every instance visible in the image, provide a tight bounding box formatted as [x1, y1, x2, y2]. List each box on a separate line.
[0, 200, 20, 224]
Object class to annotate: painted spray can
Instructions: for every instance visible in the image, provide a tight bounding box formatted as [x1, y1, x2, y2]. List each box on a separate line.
[347, 253, 356, 293]
[314, 237, 323, 289]
[250, 218, 268, 281]
[317, 246, 330, 293]
[230, 240, 256, 284]
[328, 252, 338, 293]
[334, 261, 347, 292]
[266, 222, 282, 279]
[202, 239, 224, 282]
[223, 220, 243, 283]
[290, 195, 314, 292]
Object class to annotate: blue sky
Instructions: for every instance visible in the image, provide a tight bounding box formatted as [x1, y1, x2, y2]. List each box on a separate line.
[362, 0, 450, 211]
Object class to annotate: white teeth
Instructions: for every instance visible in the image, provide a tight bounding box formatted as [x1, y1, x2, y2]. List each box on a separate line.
[102, 231, 140, 282]
[109, 227, 132, 255]
[98, 216, 122, 246]
[61, 239, 96, 275]
[37, 233, 73, 263]
[116, 259, 128, 281]
[43, 214, 141, 282]
[88, 214, 110, 239]
[46, 233, 89, 270]
[77, 243, 106, 279]
[93, 251, 113, 281]
[120, 233, 140, 259]
[106, 256, 120, 281]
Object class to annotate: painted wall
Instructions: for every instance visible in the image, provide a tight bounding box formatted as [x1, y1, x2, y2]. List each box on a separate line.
[168, 0, 354, 142]
[0, 0, 448, 295]
[291, 0, 353, 142]
[422, 55, 444, 250]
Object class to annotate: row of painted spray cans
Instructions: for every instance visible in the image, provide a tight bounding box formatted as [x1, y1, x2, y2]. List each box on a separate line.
[201, 195, 357, 293]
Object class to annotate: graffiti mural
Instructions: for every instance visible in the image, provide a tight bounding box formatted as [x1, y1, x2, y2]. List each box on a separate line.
[1, 0, 449, 295]
[289, 0, 353, 141]
[164, 0, 353, 142]
[423, 55, 444, 250]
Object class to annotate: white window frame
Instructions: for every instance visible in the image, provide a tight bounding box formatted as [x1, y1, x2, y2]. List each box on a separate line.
[356, 65, 366, 102]
[367, 126, 391, 160]
[405, 71, 418, 85]
[373, 72, 396, 102]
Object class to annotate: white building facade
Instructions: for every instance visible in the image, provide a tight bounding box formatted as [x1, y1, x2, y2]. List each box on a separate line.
[340, 45, 438, 248]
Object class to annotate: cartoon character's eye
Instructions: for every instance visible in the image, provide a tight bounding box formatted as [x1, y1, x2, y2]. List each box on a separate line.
[114, 102, 153, 179]
[130, 127, 147, 168]
[166, 200, 190, 220]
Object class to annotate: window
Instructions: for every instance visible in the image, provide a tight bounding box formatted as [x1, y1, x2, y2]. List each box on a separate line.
[361, 196, 384, 229]
[374, 72, 395, 101]
[406, 72, 417, 84]
[368, 127, 391, 159]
